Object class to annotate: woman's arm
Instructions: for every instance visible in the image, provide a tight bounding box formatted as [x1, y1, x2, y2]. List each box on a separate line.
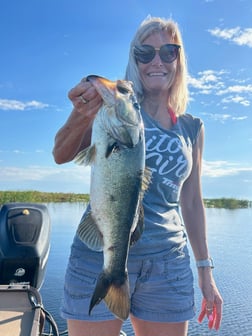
[52, 78, 102, 164]
[180, 126, 223, 330]
[180, 126, 208, 260]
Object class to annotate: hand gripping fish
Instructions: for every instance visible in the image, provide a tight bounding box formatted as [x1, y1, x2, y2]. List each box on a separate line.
[74, 75, 151, 321]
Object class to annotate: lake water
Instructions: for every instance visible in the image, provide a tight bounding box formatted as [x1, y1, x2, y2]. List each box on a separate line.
[40, 203, 252, 336]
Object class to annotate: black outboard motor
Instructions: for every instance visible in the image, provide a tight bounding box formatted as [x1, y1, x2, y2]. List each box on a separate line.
[0, 203, 51, 290]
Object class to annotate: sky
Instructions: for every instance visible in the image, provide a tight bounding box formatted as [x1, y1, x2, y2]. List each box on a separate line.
[0, 0, 252, 199]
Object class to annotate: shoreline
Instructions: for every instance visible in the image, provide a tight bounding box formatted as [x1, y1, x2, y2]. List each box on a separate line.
[0, 190, 251, 209]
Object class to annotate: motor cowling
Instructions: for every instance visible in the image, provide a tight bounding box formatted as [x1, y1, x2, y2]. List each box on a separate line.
[0, 203, 51, 290]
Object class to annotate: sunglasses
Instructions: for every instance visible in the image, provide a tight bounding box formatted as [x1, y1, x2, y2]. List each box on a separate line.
[133, 44, 181, 64]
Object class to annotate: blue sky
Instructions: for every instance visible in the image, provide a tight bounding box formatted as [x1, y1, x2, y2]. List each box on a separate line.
[0, 0, 252, 199]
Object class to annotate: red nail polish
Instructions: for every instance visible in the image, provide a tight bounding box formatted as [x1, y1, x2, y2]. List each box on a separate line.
[208, 314, 213, 322]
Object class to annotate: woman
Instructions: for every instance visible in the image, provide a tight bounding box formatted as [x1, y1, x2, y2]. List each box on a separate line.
[53, 17, 223, 336]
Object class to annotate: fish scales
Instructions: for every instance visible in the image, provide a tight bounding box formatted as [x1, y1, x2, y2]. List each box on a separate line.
[74, 75, 150, 321]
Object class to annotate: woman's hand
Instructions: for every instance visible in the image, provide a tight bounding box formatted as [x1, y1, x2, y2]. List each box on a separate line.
[53, 77, 103, 164]
[68, 77, 103, 120]
[197, 268, 223, 330]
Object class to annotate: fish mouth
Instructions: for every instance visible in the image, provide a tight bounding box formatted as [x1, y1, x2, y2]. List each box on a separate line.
[87, 75, 134, 105]
[86, 75, 117, 106]
[87, 75, 142, 147]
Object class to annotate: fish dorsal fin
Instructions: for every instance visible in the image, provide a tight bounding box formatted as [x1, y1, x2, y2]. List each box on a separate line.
[130, 167, 152, 247]
[74, 145, 96, 166]
[77, 210, 104, 251]
[141, 167, 152, 192]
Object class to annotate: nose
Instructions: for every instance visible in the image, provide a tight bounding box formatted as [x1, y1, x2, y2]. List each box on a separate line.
[151, 50, 163, 66]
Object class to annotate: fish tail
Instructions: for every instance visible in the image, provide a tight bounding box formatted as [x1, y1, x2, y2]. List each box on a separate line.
[104, 281, 130, 321]
[89, 271, 130, 321]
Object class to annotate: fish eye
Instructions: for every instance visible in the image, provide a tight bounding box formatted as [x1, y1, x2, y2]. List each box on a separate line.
[117, 85, 130, 95]
[116, 80, 134, 95]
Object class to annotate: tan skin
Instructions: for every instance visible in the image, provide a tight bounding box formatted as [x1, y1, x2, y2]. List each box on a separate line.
[53, 31, 223, 336]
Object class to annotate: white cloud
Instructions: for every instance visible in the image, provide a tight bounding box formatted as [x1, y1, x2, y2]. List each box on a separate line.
[189, 69, 225, 84]
[0, 99, 49, 111]
[232, 116, 248, 120]
[201, 112, 231, 123]
[13, 150, 26, 154]
[0, 149, 46, 155]
[0, 165, 90, 182]
[188, 70, 225, 93]
[217, 84, 252, 95]
[208, 27, 252, 48]
[201, 112, 248, 122]
[189, 70, 252, 107]
[0, 165, 91, 193]
[202, 160, 252, 178]
[221, 95, 250, 107]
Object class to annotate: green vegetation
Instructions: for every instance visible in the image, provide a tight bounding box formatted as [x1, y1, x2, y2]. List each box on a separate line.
[0, 190, 89, 204]
[204, 198, 251, 209]
[0, 191, 251, 209]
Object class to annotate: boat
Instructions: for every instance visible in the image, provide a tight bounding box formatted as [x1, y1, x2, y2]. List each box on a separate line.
[0, 203, 127, 336]
[0, 202, 59, 336]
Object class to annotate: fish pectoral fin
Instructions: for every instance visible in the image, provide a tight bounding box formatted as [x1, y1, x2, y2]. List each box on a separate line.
[89, 271, 130, 321]
[74, 145, 96, 165]
[105, 142, 120, 158]
[77, 211, 104, 251]
[130, 204, 144, 246]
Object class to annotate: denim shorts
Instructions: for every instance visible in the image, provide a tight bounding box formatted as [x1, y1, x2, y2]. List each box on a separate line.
[60, 235, 195, 323]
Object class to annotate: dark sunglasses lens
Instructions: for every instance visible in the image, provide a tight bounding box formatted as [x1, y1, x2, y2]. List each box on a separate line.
[134, 45, 155, 64]
[160, 45, 180, 63]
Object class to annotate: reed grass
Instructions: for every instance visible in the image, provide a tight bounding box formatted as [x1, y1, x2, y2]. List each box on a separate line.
[204, 198, 251, 209]
[0, 191, 251, 209]
[0, 190, 89, 204]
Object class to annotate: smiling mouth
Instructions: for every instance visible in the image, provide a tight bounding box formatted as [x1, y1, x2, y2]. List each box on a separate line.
[147, 72, 167, 77]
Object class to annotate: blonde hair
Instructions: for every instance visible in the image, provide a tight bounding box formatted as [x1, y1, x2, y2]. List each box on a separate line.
[125, 16, 188, 116]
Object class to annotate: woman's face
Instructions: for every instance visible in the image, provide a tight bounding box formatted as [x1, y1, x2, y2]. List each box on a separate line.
[137, 31, 178, 96]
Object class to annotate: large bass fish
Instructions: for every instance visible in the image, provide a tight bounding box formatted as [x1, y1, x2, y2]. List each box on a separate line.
[74, 75, 150, 321]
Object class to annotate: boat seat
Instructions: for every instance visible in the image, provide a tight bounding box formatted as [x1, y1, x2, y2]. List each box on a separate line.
[0, 285, 44, 336]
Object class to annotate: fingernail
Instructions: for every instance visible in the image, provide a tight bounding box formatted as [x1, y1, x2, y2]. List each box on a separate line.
[208, 314, 213, 322]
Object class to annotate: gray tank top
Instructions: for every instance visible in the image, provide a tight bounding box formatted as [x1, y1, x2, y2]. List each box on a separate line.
[129, 110, 203, 257]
